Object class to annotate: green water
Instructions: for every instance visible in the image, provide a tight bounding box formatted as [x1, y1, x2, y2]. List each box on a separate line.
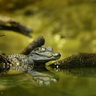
[1, 69, 96, 96]
[0, 0, 96, 96]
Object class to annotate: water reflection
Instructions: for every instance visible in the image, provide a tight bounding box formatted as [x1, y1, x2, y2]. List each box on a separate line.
[50, 66, 96, 77]
[0, 69, 58, 91]
[65, 68, 96, 77]
[29, 71, 58, 86]
[1, 67, 96, 96]
[0, 73, 28, 90]
[1, 67, 95, 91]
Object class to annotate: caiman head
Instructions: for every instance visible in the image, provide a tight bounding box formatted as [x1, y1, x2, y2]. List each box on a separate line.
[28, 46, 61, 65]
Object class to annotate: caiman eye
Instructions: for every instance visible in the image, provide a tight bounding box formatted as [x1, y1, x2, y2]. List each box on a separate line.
[41, 47, 45, 51]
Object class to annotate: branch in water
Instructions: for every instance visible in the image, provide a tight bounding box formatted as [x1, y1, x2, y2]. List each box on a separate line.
[0, 34, 5, 37]
[50, 53, 96, 70]
[21, 36, 45, 55]
[0, 15, 32, 37]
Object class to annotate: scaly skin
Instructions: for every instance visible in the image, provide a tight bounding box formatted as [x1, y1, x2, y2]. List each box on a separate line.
[7, 54, 30, 71]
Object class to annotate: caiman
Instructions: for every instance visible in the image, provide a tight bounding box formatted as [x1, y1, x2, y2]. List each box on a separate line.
[0, 34, 60, 85]
[0, 46, 61, 85]
[0, 46, 60, 73]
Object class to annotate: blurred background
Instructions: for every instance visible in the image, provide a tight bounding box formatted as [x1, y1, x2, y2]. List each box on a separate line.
[0, 0, 96, 96]
[0, 0, 96, 59]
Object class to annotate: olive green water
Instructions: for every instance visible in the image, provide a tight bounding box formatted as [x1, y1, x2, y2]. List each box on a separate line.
[0, 0, 96, 96]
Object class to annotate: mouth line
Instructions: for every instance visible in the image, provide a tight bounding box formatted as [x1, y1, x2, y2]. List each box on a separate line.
[34, 56, 60, 61]
[34, 53, 61, 57]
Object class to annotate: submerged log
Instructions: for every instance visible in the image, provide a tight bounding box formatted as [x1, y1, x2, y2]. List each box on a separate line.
[21, 36, 45, 55]
[50, 53, 96, 70]
[0, 15, 32, 37]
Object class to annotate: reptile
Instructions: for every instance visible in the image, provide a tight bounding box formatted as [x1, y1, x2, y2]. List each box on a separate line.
[0, 46, 61, 74]
[0, 35, 61, 85]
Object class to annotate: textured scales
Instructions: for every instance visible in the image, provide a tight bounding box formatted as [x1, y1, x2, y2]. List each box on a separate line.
[7, 54, 31, 71]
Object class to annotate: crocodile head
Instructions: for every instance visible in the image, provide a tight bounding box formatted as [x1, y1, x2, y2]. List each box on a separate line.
[28, 46, 61, 64]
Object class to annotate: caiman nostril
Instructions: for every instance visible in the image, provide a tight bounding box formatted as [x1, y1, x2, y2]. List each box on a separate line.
[54, 52, 61, 57]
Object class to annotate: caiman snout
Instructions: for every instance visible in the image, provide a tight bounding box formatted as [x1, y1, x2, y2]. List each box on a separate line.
[54, 52, 61, 58]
